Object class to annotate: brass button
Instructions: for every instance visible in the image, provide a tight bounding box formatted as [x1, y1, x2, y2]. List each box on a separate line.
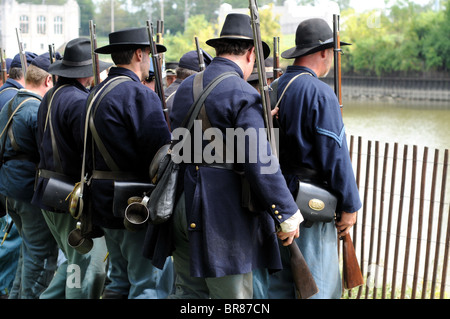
[274, 210, 279, 215]
[271, 204, 276, 209]
[190, 223, 196, 229]
[278, 215, 282, 219]
[195, 166, 199, 171]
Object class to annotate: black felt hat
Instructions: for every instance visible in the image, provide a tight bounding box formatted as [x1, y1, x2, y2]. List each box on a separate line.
[95, 27, 167, 54]
[49, 38, 112, 78]
[281, 18, 350, 59]
[206, 13, 270, 59]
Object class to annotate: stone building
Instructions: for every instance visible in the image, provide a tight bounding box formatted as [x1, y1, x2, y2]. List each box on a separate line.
[0, 0, 79, 58]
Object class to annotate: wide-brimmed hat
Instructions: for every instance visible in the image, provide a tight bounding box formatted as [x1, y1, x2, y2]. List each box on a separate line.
[206, 13, 270, 59]
[49, 38, 112, 78]
[247, 57, 274, 82]
[95, 27, 167, 54]
[281, 18, 350, 59]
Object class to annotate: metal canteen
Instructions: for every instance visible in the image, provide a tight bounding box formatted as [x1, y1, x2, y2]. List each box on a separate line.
[123, 196, 150, 232]
[67, 222, 93, 254]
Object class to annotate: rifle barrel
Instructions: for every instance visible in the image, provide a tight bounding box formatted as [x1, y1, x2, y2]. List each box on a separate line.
[333, 14, 364, 289]
[89, 20, 100, 86]
[195, 37, 205, 71]
[146, 20, 171, 131]
[15, 28, 27, 77]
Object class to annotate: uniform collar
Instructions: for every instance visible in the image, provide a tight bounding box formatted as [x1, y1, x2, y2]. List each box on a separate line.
[210, 57, 244, 79]
[286, 65, 317, 78]
[108, 66, 141, 82]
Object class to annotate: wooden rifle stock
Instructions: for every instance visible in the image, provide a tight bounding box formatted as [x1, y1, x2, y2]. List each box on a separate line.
[341, 233, 364, 289]
[89, 20, 101, 86]
[194, 36, 205, 71]
[289, 240, 319, 298]
[333, 14, 364, 290]
[146, 20, 171, 131]
[249, 0, 318, 298]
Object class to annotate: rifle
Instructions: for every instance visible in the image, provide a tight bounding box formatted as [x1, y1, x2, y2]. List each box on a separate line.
[273, 37, 282, 79]
[89, 20, 101, 86]
[333, 13, 364, 290]
[194, 36, 206, 71]
[156, 20, 166, 85]
[249, 0, 318, 299]
[146, 20, 171, 131]
[1, 48, 6, 85]
[48, 44, 56, 84]
[15, 28, 27, 78]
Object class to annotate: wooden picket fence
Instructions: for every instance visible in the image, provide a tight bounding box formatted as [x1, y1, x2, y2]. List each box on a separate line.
[340, 135, 450, 299]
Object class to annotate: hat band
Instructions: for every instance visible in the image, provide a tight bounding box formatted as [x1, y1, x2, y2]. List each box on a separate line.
[62, 59, 92, 67]
[220, 35, 253, 40]
[297, 37, 333, 49]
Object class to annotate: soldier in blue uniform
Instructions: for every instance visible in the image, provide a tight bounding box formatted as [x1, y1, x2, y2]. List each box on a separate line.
[85, 27, 174, 299]
[268, 18, 362, 299]
[32, 38, 112, 299]
[164, 50, 212, 114]
[167, 13, 302, 299]
[0, 53, 58, 298]
[0, 52, 37, 109]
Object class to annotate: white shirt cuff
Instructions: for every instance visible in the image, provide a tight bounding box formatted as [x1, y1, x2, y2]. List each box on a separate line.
[279, 209, 303, 233]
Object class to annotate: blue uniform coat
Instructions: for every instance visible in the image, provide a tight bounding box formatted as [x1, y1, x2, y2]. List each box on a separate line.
[166, 57, 299, 277]
[82, 67, 171, 229]
[32, 78, 89, 210]
[0, 89, 41, 202]
[276, 66, 362, 214]
[0, 79, 22, 110]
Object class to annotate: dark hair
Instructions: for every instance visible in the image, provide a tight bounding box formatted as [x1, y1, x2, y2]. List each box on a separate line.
[111, 46, 148, 65]
[176, 67, 197, 80]
[213, 40, 254, 57]
[8, 67, 24, 80]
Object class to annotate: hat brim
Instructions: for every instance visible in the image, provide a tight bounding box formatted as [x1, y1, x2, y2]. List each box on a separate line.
[206, 37, 271, 59]
[281, 41, 351, 59]
[49, 59, 113, 78]
[95, 43, 167, 55]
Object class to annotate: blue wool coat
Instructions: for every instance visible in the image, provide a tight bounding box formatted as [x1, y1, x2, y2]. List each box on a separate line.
[166, 57, 299, 278]
[276, 65, 362, 214]
[0, 79, 22, 111]
[82, 67, 171, 229]
[0, 89, 41, 202]
[32, 78, 90, 211]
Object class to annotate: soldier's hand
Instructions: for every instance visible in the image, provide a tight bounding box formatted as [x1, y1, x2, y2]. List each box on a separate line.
[336, 211, 357, 238]
[277, 227, 299, 246]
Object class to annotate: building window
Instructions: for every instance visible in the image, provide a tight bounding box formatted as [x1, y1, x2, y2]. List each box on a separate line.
[20, 15, 29, 34]
[37, 16, 46, 34]
[54, 16, 63, 34]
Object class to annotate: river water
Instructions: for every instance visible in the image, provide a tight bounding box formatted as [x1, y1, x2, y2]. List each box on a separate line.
[339, 99, 450, 297]
[342, 100, 450, 151]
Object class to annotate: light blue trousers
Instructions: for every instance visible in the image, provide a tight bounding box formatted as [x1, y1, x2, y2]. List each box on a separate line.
[268, 221, 342, 299]
[0, 215, 21, 297]
[0, 195, 58, 299]
[102, 227, 174, 299]
[39, 210, 108, 299]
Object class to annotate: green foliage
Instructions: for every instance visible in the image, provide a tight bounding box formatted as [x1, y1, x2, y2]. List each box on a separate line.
[341, 0, 450, 76]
